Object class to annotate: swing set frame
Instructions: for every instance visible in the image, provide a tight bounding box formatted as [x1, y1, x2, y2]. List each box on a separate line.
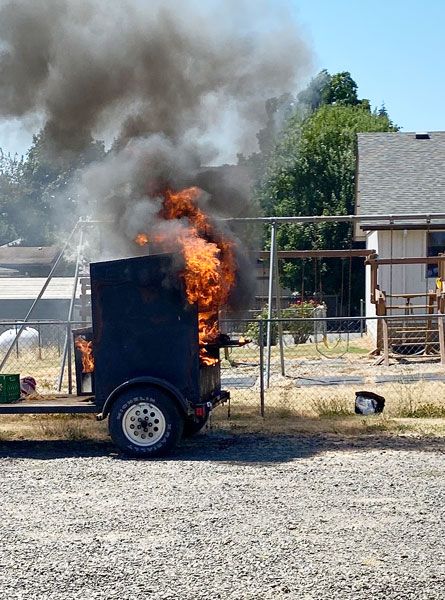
[233, 212, 445, 387]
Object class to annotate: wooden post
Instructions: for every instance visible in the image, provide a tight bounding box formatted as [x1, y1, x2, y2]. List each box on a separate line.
[375, 290, 386, 355]
[369, 260, 378, 305]
[382, 317, 390, 366]
[439, 253, 445, 281]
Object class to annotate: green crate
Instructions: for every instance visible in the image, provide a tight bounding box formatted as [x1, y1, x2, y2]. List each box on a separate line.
[0, 374, 20, 403]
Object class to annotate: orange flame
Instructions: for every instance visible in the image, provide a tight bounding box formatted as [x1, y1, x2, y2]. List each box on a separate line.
[134, 186, 236, 366]
[135, 233, 149, 246]
[75, 336, 94, 373]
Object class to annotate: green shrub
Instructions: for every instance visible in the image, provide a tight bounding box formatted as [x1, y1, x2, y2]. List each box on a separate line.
[246, 301, 318, 345]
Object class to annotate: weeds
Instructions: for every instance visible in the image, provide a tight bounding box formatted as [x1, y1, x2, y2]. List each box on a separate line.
[0, 414, 109, 441]
[36, 415, 91, 440]
[390, 379, 445, 418]
[397, 402, 445, 418]
[310, 395, 353, 418]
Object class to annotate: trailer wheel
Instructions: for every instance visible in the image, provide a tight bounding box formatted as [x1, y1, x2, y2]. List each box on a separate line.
[183, 415, 209, 437]
[108, 386, 183, 458]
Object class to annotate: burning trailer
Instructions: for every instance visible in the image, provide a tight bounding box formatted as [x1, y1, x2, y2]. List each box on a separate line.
[83, 251, 239, 456]
[0, 185, 249, 457]
[0, 251, 246, 457]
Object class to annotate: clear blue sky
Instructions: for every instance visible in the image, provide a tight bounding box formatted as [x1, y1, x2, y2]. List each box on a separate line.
[1, 0, 444, 156]
[293, 0, 445, 131]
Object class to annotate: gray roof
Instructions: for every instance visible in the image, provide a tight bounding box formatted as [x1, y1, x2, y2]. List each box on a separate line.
[0, 246, 59, 268]
[0, 277, 78, 300]
[356, 132, 445, 219]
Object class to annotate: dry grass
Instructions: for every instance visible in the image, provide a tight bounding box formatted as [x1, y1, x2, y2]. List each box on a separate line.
[213, 379, 445, 437]
[211, 404, 445, 437]
[0, 359, 444, 441]
[1, 347, 72, 391]
[0, 404, 444, 443]
[236, 379, 445, 419]
[0, 414, 108, 442]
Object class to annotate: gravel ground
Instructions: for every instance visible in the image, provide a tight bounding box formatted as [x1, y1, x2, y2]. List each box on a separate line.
[0, 433, 444, 599]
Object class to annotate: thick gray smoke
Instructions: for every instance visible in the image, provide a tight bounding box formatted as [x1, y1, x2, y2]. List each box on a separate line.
[0, 0, 311, 156]
[76, 135, 258, 306]
[0, 0, 312, 308]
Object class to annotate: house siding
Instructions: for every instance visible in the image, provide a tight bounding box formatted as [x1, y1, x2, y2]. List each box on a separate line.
[365, 229, 437, 340]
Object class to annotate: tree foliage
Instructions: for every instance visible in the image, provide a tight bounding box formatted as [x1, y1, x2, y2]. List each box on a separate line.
[255, 72, 398, 311]
[0, 130, 105, 245]
[322, 71, 359, 106]
[0, 151, 23, 245]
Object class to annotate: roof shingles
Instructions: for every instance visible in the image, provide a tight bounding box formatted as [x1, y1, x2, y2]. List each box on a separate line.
[356, 132, 445, 216]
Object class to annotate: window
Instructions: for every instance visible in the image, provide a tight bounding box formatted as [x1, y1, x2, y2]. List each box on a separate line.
[426, 231, 445, 278]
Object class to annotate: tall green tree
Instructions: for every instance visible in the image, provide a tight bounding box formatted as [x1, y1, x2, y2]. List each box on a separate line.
[322, 71, 359, 106]
[258, 102, 398, 312]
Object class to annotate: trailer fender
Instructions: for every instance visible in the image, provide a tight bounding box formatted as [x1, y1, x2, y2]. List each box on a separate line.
[96, 377, 190, 421]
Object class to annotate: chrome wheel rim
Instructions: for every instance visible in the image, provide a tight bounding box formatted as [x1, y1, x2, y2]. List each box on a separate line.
[122, 401, 166, 446]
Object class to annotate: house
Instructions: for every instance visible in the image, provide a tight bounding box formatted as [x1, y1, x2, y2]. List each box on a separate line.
[355, 131, 445, 338]
[0, 276, 90, 347]
[0, 277, 81, 321]
[0, 246, 60, 277]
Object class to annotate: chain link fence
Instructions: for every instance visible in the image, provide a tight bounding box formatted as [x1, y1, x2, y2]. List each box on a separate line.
[0, 321, 89, 393]
[1, 315, 445, 419]
[221, 314, 445, 419]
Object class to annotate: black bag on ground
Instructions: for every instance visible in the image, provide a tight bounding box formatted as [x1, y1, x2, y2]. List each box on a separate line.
[354, 391, 385, 415]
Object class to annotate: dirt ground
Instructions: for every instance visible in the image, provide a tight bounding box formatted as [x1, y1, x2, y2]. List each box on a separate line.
[0, 431, 444, 599]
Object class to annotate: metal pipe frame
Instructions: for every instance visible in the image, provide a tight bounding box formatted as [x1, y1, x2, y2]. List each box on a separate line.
[273, 234, 285, 377]
[81, 213, 445, 227]
[258, 320, 265, 417]
[259, 249, 376, 259]
[265, 223, 277, 388]
[0, 222, 80, 371]
[222, 213, 445, 224]
[57, 226, 84, 391]
[220, 313, 445, 323]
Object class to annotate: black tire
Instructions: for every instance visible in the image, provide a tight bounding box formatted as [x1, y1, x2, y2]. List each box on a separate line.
[108, 385, 183, 458]
[183, 415, 209, 437]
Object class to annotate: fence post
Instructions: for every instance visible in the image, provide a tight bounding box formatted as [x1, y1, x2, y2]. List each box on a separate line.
[259, 319, 265, 417]
[57, 325, 61, 356]
[57, 225, 84, 390]
[15, 322, 19, 358]
[67, 322, 73, 395]
[438, 310, 445, 367]
[273, 235, 285, 376]
[266, 222, 277, 387]
[360, 298, 364, 337]
[37, 324, 42, 360]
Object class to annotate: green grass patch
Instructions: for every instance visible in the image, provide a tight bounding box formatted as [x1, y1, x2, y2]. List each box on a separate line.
[398, 402, 445, 418]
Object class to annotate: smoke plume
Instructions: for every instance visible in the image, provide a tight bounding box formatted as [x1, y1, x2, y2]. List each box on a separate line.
[0, 0, 311, 154]
[0, 0, 312, 308]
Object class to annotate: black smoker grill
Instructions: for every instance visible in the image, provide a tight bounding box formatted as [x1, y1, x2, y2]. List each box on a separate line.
[0, 252, 236, 459]
[89, 252, 228, 408]
[70, 252, 232, 456]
